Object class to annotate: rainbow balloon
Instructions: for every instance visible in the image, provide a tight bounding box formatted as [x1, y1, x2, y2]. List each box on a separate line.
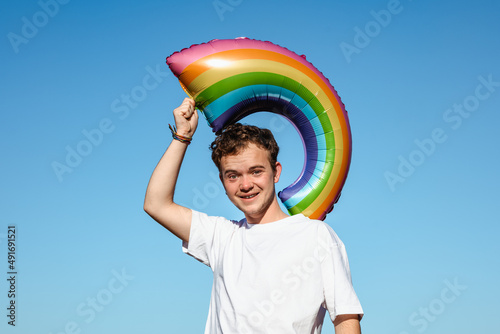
[166, 38, 351, 220]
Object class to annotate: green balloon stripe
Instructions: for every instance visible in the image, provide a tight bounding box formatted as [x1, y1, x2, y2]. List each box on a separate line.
[198, 72, 327, 120]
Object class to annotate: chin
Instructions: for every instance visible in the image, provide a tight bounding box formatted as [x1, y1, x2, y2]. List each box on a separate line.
[236, 205, 260, 217]
[240, 201, 273, 218]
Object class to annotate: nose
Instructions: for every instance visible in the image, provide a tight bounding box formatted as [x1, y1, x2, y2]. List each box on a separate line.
[239, 175, 253, 192]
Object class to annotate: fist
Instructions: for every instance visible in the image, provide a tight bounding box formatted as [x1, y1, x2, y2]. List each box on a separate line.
[173, 98, 199, 137]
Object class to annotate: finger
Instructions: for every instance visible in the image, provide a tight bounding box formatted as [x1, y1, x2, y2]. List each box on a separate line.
[182, 97, 195, 107]
[175, 102, 193, 117]
[187, 105, 196, 119]
[183, 106, 194, 118]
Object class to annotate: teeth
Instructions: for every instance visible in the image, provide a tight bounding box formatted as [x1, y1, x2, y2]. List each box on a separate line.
[243, 194, 256, 199]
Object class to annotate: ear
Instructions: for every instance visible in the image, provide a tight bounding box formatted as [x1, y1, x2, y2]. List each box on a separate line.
[273, 162, 282, 183]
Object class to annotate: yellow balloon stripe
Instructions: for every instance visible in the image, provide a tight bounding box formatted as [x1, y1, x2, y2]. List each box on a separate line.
[182, 49, 346, 124]
[180, 49, 310, 87]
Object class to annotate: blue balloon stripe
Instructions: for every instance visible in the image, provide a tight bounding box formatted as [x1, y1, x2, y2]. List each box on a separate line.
[205, 84, 325, 133]
[283, 163, 326, 207]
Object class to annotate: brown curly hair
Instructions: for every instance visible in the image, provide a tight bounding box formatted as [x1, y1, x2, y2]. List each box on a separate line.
[210, 123, 280, 172]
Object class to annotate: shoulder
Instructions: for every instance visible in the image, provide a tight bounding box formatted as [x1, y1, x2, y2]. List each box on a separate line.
[300, 216, 345, 248]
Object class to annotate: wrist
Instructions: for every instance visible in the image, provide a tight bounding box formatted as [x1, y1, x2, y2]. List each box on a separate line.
[176, 130, 193, 137]
[169, 124, 193, 145]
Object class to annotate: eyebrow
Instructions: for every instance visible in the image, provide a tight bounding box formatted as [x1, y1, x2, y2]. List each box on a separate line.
[249, 165, 266, 171]
[223, 165, 266, 176]
[223, 169, 237, 176]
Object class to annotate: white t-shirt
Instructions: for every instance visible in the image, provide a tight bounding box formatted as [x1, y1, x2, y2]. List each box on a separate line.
[182, 210, 363, 334]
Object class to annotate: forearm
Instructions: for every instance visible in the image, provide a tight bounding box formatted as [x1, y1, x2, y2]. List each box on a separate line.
[144, 139, 188, 211]
[143, 138, 194, 241]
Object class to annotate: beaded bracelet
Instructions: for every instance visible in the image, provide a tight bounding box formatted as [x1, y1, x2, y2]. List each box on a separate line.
[169, 124, 192, 145]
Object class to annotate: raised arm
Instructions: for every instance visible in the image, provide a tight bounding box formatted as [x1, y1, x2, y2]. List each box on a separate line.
[144, 98, 198, 242]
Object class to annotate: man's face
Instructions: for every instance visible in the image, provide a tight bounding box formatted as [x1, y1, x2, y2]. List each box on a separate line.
[219, 143, 282, 220]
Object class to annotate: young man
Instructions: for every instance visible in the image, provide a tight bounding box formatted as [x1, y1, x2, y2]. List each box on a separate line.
[144, 98, 363, 333]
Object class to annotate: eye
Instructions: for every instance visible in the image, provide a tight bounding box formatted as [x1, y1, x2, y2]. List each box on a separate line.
[227, 174, 238, 180]
[252, 170, 263, 176]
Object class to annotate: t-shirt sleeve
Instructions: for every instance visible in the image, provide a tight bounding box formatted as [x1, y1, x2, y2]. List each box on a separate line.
[319, 224, 364, 321]
[181, 210, 236, 268]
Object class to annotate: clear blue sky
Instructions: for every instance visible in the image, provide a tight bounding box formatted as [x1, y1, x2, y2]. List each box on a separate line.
[1, 0, 499, 333]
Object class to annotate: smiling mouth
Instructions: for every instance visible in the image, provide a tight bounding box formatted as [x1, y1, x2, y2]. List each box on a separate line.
[241, 193, 258, 199]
